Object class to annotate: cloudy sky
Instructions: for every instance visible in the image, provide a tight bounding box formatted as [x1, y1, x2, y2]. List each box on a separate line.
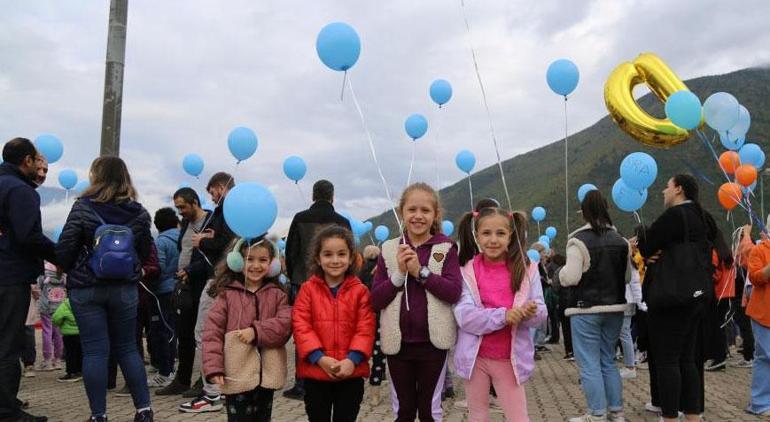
[2, 0, 769, 234]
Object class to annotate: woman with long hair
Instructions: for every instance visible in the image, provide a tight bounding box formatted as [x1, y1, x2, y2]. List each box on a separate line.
[56, 157, 154, 422]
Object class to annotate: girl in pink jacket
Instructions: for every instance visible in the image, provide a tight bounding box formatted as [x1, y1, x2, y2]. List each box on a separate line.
[453, 208, 547, 421]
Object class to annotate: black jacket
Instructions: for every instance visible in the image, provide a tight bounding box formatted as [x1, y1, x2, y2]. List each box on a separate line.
[177, 211, 213, 300]
[0, 162, 56, 285]
[570, 227, 629, 308]
[198, 204, 235, 268]
[285, 201, 351, 286]
[56, 198, 152, 289]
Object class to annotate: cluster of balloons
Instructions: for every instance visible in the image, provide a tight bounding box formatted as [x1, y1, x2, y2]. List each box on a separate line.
[283, 156, 307, 183]
[717, 144, 765, 210]
[611, 152, 656, 213]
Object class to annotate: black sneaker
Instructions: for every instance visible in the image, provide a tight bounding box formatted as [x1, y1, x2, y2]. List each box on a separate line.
[8, 411, 47, 422]
[182, 378, 204, 398]
[535, 345, 551, 352]
[705, 360, 726, 371]
[133, 409, 153, 422]
[155, 381, 189, 396]
[563, 353, 575, 361]
[88, 416, 107, 422]
[282, 385, 305, 400]
[57, 373, 82, 383]
[441, 387, 454, 401]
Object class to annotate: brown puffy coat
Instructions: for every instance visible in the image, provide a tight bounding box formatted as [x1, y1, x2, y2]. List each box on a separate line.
[202, 280, 292, 389]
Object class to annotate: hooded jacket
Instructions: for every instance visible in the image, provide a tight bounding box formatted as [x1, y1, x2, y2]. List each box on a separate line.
[0, 162, 56, 285]
[56, 197, 152, 289]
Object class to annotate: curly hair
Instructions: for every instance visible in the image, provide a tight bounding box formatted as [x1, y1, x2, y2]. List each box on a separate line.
[306, 225, 359, 280]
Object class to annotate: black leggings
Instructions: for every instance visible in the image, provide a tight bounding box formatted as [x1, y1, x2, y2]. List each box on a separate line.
[225, 387, 274, 422]
[648, 303, 703, 418]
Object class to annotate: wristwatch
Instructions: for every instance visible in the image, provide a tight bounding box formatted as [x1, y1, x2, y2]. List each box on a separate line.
[418, 266, 431, 282]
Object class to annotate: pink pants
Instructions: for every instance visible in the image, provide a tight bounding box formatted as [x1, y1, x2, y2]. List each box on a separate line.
[40, 314, 64, 361]
[465, 358, 528, 422]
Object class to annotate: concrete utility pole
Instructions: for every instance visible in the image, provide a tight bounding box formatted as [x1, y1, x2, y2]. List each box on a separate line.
[99, 0, 128, 157]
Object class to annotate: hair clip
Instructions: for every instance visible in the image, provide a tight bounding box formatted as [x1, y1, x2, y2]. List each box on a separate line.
[472, 211, 479, 218]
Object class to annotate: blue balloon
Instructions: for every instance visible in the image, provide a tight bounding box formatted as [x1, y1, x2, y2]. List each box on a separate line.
[620, 152, 658, 190]
[664, 90, 702, 130]
[442, 220, 454, 236]
[351, 220, 367, 237]
[429, 79, 453, 106]
[739, 143, 765, 169]
[578, 184, 598, 203]
[727, 105, 751, 138]
[532, 206, 546, 222]
[719, 130, 745, 151]
[545, 226, 557, 239]
[283, 156, 307, 182]
[316, 22, 361, 72]
[51, 226, 63, 243]
[363, 221, 373, 234]
[611, 179, 647, 212]
[538, 235, 550, 246]
[455, 150, 476, 174]
[546, 59, 579, 96]
[182, 154, 204, 177]
[58, 169, 77, 190]
[405, 114, 428, 140]
[527, 249, 541, 264]
[74, 180, 90, 194]
[703, 92, 740, 131]
[34, 134, 64, 164]
[223, 182, 278, 238]
[227, 127, 258, 162]
[374, 225, 390, 242]
[277, 239, 286, 251]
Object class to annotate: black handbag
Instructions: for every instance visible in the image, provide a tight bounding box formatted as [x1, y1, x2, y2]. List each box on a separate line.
[645, 207, 712, 309]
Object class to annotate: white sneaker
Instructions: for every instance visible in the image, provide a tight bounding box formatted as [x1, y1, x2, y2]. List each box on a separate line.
[619, 367, 637, 379]
[38, 361, 54, 372]
[730, 358, 754, 368]
[644, 402, 662, 413]
[568, 414, 607, 422]
[608, 411, 625, 422]
[147, 374, 173, 388]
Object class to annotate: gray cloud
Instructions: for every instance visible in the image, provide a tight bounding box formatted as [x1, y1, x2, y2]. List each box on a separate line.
[1, 0, 769, 235]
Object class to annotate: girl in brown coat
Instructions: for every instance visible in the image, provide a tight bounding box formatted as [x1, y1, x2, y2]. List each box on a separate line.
[203, 237, 292, 422]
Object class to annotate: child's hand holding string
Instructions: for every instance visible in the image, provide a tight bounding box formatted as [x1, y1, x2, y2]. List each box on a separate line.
[236, 328, 255, 344]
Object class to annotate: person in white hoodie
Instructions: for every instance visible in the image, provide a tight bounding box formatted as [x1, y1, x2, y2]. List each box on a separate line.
[618, 260, 643, 380]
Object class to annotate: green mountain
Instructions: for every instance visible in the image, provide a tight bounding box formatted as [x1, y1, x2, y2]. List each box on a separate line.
[368, 67, 770, 249]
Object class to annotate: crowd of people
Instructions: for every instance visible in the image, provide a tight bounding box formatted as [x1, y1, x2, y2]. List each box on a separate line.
[1, 135, 769, 422]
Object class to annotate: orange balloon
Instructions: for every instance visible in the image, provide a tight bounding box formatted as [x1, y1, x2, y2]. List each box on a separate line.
[719, 151, 740, 175]
[736, 164, 758, 187]
[718, 182, 743, 210]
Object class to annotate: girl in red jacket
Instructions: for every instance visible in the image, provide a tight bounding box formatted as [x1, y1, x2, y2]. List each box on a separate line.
[202, 237, 292, 421]
[292, 225, 376, 422]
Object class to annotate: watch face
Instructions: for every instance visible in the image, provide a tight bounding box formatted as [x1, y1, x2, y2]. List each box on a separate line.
[420, 267, 431, 278]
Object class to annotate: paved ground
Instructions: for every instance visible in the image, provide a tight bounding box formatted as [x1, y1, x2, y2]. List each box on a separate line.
[19, 334, 763, 422]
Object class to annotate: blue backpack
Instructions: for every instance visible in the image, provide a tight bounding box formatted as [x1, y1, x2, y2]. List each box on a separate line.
[87, 204, 140, 280]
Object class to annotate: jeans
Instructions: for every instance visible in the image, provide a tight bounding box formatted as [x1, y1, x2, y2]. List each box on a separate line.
[647, 304, 703, 418]
[148, 292, 176, 377]
[571, 312, 624, 416]
[0, 284, 31, 419]
[619, 315, 635, 367]
[749, 321, 770, 414]
[70, 284, 151, 416]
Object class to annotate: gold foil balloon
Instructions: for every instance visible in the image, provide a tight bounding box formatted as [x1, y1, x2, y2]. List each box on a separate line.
[604, 53, 691, 148]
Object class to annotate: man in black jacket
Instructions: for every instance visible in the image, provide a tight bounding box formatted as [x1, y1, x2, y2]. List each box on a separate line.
[157, 188, 211, 397]
[282, 179, 350, 400]
[0, 138, 56, 422]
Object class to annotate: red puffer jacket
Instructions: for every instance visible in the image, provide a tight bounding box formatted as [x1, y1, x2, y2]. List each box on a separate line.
[202, 280, 292, 381]
[292, 275, 376, 381]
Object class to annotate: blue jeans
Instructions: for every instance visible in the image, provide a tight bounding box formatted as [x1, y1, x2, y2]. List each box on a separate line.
[571, 312, 624, 416]
[70, 284, 151, 416]
[749, 320, 770, 414]
[619, 315, 635, 367]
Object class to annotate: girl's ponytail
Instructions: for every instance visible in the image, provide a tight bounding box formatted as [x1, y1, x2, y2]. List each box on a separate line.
[457, 211, 477, 267]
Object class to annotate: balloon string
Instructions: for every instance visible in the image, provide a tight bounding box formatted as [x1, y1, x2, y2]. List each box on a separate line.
[407, 142, 416, 187]
[346, 75, 402, 231]
[537, 221, 541, 237]
[340, 71, 347, 102]
[432, 106, 445, 193]
[467, 175, 474, 211]
[633, 211, 642, 225]
[65, 190, 69, 209]
[296, 183, 310, 208]
[459, 0, 511, 211]
[564, 97, 570, 239]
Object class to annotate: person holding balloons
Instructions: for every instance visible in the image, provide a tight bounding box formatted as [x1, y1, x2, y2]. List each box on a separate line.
[453, 206, 546, 421]
[371, 182, 463, 421]
[634, 174, 715, 422]
[558, 190, 632, 422]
